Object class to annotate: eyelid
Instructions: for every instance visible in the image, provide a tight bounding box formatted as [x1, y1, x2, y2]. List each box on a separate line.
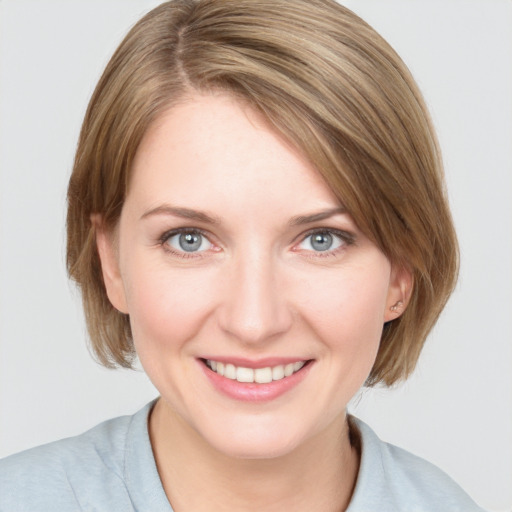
[293, 227, 355, 254]
[159, 227, 219, 258]
[160, 226, 207, 243]
[157, 226, 355, 259]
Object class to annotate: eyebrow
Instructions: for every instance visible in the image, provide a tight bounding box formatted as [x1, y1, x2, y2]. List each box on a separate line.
[140, 205, 220, 224]
[140, 204, 347, 226]
[289, 207, 347, 226]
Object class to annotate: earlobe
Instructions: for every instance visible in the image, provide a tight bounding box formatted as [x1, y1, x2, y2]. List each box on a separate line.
[384, 265, 413, 323]
[91, 214, 129, 314]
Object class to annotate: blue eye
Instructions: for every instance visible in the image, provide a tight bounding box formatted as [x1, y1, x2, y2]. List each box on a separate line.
[298, 231, 345, 252]
[165, 230, 212, 253]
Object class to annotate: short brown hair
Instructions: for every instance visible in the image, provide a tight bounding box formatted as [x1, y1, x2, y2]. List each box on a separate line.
[67, 0, 458, 386]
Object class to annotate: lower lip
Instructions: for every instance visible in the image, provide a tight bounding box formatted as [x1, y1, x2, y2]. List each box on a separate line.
[199, 360, 313, 402]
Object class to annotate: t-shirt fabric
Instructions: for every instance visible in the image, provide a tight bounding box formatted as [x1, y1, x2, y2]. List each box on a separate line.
[0, 401, 486, 511]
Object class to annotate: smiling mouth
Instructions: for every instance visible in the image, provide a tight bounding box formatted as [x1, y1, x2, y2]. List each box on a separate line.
[203, 359, 310, 384]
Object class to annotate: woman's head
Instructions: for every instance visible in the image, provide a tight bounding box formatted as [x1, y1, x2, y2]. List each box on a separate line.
[67, 0, 458, 386]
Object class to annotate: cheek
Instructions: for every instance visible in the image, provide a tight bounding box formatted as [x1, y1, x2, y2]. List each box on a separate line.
[297, 261, 390, 355]
[122, 261, 219, 354]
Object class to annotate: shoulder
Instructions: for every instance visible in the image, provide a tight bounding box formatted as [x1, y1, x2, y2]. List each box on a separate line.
[347, 417, 487, 512]
[0, 402, 155, 512]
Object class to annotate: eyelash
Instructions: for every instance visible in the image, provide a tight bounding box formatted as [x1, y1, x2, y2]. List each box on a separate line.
[158, 227, 355, 260]
[159, 228, 214, 259]
[295, 228, 356, 258]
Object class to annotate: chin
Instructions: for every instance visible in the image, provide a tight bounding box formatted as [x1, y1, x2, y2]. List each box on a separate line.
[195, 413, 316, 460]
[212, 431, 304, 460]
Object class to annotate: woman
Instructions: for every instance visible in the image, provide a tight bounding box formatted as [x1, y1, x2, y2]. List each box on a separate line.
[0, 1, 488, 510]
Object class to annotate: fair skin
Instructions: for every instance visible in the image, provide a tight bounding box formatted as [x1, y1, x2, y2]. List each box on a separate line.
[96, 92, 410, 511]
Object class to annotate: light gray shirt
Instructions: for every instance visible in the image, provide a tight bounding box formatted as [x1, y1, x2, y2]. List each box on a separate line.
[0, 401, 486, 511]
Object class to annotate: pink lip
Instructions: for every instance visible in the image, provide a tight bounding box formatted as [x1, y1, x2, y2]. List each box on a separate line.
[198, 358, 313, 402]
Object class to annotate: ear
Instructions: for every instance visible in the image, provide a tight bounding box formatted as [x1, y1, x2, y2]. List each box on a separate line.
[383, 264, 413, 323]
[91, 214, 129, 314]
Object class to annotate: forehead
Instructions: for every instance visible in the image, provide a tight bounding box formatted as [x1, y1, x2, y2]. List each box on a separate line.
[127, 93, 342, 218]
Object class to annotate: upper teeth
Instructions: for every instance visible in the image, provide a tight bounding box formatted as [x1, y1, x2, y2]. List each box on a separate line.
[206, 360, 306, 383]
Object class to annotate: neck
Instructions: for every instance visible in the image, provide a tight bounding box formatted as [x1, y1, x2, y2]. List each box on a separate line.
[149, 399, 360, 512]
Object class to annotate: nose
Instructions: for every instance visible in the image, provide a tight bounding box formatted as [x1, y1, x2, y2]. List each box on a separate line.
[217, 251, 293, 345]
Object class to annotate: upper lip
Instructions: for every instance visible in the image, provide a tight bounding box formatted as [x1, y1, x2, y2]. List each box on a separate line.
[199, 356, 312, 369]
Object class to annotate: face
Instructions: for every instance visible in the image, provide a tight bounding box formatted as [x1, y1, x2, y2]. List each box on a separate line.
[97, 93, 408, 459]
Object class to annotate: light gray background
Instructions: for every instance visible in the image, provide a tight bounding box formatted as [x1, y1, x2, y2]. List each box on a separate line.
[0, 1, 511, 510]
